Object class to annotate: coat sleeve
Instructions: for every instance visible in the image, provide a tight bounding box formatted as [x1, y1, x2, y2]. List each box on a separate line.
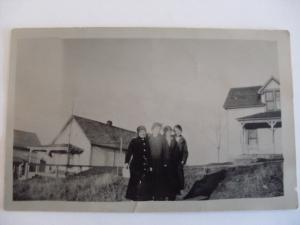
[181, 139, 189, 165]
[125, 139, 134, 164]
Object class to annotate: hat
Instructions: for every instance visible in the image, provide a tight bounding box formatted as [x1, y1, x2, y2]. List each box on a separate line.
[151, 122, 163, 130]
[137, 125, 147, 133]
[163, 125, 172, 134]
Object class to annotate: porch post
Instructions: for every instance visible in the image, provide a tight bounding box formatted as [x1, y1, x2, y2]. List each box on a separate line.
[42, 149, 49, 174]
[25, 148, 33, 179]
[113, 150, 116, 167]
[241, 122, 246, 154]
[268, 120, 276, 153]
[272, 124, 275, 154]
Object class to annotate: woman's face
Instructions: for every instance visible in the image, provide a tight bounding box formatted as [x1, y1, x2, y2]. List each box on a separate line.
[166, 130, 172, 137]
[152, 126, 161, 136]
[174, 127, 182, 136]
[138, 129, 146, 138]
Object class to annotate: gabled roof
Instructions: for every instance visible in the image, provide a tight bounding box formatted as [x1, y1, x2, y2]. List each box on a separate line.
[73, 115, 136, 150]
[13, 129, 41, 150]
[258, 76, 280, 94]
[237, 110, 281, 121]
[223, 86, 265, 110]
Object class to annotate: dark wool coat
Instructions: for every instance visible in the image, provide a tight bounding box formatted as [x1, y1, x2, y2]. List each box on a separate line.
[175, 135, 189, 190]
[163, 136, 182, 198]
[125, 136, 153, 201]
[148, 134, 168, 200]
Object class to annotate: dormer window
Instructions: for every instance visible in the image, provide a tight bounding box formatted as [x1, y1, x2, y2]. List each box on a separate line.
[265, 90, 280, 111]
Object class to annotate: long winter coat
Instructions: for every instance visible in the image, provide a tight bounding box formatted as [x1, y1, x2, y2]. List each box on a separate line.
[163, 136, 182, 199]
[125, 136, 153, 201]
[148, 134, 168, 200]
[175, 135, 189, 190]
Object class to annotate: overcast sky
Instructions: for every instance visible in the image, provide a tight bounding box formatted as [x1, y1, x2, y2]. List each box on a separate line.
[14, 38, 279, 164]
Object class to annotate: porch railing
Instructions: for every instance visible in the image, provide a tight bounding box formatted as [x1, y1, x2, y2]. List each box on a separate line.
[15, 162, 121, 180]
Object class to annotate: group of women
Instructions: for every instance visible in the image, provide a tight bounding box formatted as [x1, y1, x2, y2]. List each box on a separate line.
[124, 122, 188, 201]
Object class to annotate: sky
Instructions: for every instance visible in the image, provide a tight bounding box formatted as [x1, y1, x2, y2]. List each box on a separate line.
[14, 38, 279, 164]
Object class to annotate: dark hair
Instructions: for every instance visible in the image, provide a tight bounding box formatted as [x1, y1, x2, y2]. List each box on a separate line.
[174, 124, 183, 132]
[137, 125, 147, 133]
[163, 125, 172, 135]
[151, 122, 162, 130]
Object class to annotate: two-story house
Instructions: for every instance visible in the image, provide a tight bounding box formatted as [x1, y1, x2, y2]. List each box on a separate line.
[223, 77, 282, 160]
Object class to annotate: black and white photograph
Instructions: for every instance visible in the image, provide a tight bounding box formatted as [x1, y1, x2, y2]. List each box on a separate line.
[4, 28, 297, 212]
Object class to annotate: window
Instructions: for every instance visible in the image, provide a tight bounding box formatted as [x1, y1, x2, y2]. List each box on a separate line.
[247, 129, 258, 145]
[39, 159, 46, 172]
[265, 90, 280, 111]
[275, 90, 280, 109]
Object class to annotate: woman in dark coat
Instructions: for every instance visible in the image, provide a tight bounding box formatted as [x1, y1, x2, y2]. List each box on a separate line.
[174, 124, 189, 191]
[162, 125, 181, 200]
[125, 126, 153, 201]
[148, 122, 167, 200]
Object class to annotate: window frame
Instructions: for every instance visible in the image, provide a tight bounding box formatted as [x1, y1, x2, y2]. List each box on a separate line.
[265, 89, 280, 111]
[275, 90, 280, 109]
[247, 129, 258, 145]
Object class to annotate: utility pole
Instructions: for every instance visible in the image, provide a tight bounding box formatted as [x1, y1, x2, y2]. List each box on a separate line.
[66, 102, 75, 175]
[116, 137, 123, 176]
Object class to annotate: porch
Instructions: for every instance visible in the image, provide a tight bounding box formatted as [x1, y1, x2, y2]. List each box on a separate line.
[237, 111, 281, 154]
[23, 144, 84, 179]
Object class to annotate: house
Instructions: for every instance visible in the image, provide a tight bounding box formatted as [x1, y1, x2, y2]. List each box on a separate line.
[223, 77, 282, 160]
[13, 129, 41, 178]
[28, 115, 136, 174]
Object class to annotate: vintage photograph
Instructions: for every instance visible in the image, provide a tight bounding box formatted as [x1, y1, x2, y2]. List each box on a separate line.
[4, 28, 297, 212]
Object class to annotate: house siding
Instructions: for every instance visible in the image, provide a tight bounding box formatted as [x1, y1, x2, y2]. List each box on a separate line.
[13, 148, 29, 162]
[260, 80, 280, 104]
[263, 79, 280, 91]
[223, 107, 265, 161]
[243, 128, 281, 154]
[90, 145, 125, 167]
[13, 148, 40, 164]
[53, 119, 91, 165]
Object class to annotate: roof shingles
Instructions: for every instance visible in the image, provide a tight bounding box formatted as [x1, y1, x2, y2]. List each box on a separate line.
[13, 129, 41, 149]
[223, 86, 265, 109]
[74, 116, 136, 151]
[237, 111, 281, 121]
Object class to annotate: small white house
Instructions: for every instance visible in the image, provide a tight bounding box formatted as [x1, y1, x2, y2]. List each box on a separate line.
[223, 77, 282, 161]
[27, 115, 136, 176]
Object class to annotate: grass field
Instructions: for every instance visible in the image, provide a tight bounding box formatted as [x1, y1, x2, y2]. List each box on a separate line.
[210, 160, 283, 199]
[13, 159, 283, 201]
[13, 172, 128, 201]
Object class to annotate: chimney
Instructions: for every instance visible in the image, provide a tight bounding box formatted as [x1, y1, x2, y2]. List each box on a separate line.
[106, 120, 113, 126]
